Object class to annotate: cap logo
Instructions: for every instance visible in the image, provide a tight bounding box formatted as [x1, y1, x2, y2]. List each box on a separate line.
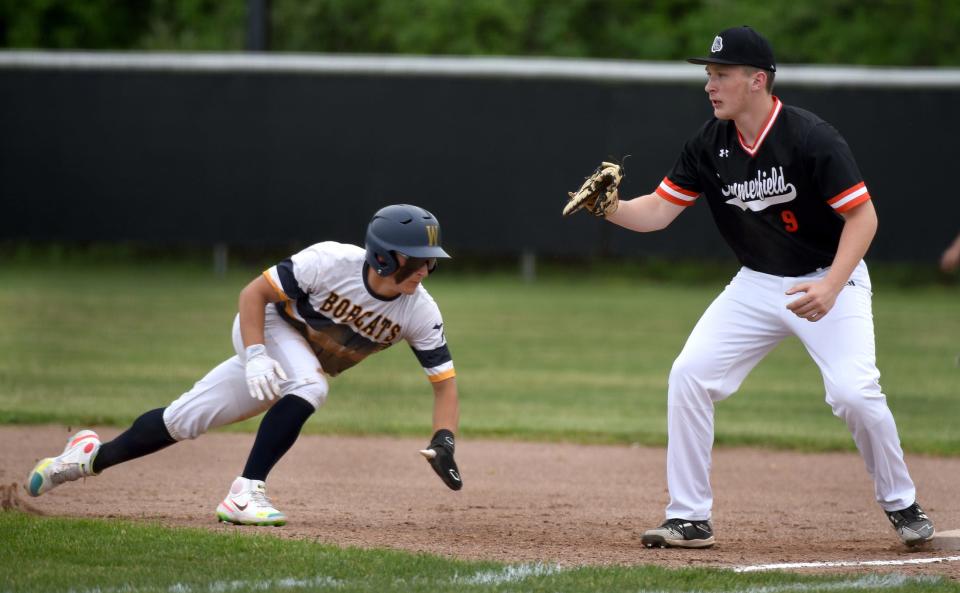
[711, 36, 723, 53]
[425, 225, 439, 246]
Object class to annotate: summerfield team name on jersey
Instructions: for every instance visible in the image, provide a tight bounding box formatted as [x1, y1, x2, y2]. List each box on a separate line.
[721, 166, 797, 212]
[318, 291, 401, 342]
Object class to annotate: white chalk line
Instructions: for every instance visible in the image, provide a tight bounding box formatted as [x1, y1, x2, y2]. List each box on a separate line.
[645, 573, 943, 593]
[22, 559, 955, 593]
[44, 575, 345, 593]
[19, 567, 946, 593]
[733, 554, 960, 573]
[26, 563, 560, 593]
[455, 562, 563, 585]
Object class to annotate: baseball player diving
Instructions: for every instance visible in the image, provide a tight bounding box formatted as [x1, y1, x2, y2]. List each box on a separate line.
[26, 204, 463, 525]
[564, 26, 934, 548]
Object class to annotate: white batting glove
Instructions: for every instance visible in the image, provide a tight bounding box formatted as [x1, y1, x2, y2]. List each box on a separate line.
[244, 344, 288, 401]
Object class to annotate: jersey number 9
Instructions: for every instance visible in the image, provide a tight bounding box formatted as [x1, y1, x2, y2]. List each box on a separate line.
[781, 210, 799, 233]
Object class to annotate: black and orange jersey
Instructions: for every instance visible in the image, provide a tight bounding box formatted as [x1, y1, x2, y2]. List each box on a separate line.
[655, 97, 871, 276]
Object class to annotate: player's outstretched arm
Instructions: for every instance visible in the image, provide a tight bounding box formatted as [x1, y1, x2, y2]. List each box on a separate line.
[429, 376, 459, 434]
[419, 377, 462, 490]
[606, 192, 686, 232]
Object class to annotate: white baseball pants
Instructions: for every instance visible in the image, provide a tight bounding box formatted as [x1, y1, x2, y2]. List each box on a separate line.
[163, 307, 329, 441]
[665, 261, 916, 520]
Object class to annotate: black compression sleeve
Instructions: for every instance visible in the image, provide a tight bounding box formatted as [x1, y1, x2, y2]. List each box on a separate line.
[241, 394, 315, 482]
[92, 408, 176, 473]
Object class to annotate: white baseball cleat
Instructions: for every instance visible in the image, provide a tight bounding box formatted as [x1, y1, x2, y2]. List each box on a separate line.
[26, 429, 101, 497]
[216, 476, 287, 526]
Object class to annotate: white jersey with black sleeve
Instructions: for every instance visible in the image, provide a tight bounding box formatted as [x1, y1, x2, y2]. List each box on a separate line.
[261, 241, 454, 382]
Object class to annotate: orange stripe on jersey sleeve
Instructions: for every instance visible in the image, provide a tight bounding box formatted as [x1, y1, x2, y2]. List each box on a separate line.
[834, 192, 871, 213]
[427, 368, 457, 383]
[262, 270, 290, 301]
[827, 182, 865, 205]
[655, 177, 699, 207]
[827, 182, 871, 213]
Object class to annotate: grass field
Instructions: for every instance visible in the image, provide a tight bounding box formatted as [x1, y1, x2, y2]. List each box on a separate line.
[1, 257, 958, 592]
[1, 259, 958, 453]
[2, 512, 956, 593]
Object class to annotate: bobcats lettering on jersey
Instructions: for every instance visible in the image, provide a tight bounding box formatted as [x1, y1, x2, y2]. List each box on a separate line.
[262, 242, 453, 381]
[318, 291, 401, 341]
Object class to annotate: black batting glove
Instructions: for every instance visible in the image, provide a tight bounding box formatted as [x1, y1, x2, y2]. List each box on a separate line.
[418, 429, 463, 491]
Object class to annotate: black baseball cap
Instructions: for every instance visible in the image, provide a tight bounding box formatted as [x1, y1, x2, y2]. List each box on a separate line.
[687, 26, 776, 72]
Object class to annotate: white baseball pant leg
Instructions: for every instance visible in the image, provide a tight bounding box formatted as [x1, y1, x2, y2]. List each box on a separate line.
[786, 263, 915, 512]
[665, 267, 788, 520]
[163, 307, 329, 441]
[665, 262, 916, 520]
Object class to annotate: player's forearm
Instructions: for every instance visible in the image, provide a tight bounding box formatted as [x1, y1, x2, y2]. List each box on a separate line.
[238, 277, 272, 348]
[431, 377, 460, 433]
[826, 201, 878, 288]
[606, 193, 683, 232]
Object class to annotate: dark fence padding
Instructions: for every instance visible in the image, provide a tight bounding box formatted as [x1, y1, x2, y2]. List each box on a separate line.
[2, 67, 957, 263]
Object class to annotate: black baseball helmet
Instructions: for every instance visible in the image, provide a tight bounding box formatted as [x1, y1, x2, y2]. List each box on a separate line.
[365, 204, 451, 277]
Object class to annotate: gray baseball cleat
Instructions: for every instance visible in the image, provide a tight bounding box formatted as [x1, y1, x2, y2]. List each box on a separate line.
[885, 502, 934, 546]
[641, 518, 715, 548]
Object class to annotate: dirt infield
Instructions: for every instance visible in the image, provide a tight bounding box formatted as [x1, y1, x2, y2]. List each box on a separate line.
[2, 425, 958, 580]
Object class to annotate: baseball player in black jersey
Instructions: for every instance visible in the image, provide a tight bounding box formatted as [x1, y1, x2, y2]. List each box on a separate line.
[569, 26, 935, 549]
[26, 205, 464, 525]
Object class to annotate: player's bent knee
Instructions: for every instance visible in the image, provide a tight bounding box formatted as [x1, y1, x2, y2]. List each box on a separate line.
[162, 393, 271, 440]
[286, 383, 328, 410]
[162, 405, 201, 441]
[825, 383, 887, 420]
[668, 355, 712, 390]
[668, 353, 736, 404]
